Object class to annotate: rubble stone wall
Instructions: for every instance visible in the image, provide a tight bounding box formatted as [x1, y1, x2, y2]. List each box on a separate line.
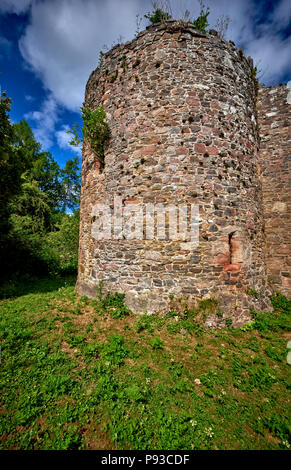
[257, 84, 291, 297]
[76, 20, 273, 326]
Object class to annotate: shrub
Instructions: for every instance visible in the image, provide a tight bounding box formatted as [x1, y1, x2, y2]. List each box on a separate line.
[271, 292, 291, 314]
[41, 211, 79, 275]
[149, 336, 164, 350]
[192, 1, 210, 33]
[101, 292, 131, 318]
[251, 293, 291, 332]
[144, 8, 171, 24]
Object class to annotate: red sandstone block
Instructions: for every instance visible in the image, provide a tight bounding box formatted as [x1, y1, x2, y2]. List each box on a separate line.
[114, 108, 122, 118]
[176, 146, 189, 155]
[277, 245, 291, 254]
[186, 97, 200, 106]
[223, 264, 241, 273]
[132, 149, 142, 158]
[195, 143, 206, 153]
[125, 198, 140, 204]
[141, 145, 156, 156]
[206, 146, 219, 155]
[211, 100, 220, 110]
[282, 277, 291, 287]
[214, 254, 230, 266]
[193, 37, 208, 42]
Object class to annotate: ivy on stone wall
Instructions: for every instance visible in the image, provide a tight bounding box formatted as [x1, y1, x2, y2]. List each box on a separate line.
[69, 106, 110, 171]
[82, 106, 110, 170]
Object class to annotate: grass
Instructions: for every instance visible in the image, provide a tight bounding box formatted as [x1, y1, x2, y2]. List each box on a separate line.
[0, 277, 290, 450]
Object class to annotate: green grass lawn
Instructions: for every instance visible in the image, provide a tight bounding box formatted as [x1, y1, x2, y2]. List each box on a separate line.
[0, 276, 290, 450]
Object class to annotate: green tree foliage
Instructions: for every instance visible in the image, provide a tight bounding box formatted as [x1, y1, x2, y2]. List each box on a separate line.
[41, 211, 80, 275]
[0, 92, 21, 237]
[0, 89, 81, 280]
[0, 91, 13, 151]
[9, 178, 52, 233]
[60, 156, 81, 213]
[13, 120, 64, 209]
[29, 152, 63, 209]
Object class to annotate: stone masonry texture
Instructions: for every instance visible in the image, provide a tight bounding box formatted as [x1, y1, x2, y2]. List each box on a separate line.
[76, 20, 290, 327]
[257, 84, 291, 298]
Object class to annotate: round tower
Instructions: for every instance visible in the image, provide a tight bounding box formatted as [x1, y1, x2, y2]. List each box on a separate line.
[76, 20, 271, 326]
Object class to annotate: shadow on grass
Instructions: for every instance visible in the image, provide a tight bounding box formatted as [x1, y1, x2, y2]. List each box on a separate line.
[0, 274, 77, 299]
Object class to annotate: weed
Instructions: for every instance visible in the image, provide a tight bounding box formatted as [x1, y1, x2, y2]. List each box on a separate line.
[101, 334, 129, 366]
[192, 1, 210, 34]
[240, 321, 255, 332]
[248, 289, 259, 298]
[109, 73, 116, 83]
[199, 298, 218, 312]
[101, 292, 131, 318]
[149, 336, 164, 350]
[271, 292, 291, 314]
[225, 318, 232, 328]
[144, 5, 171, 24]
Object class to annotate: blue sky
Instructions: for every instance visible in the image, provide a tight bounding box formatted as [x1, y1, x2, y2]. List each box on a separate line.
[0, 0, 290, 169]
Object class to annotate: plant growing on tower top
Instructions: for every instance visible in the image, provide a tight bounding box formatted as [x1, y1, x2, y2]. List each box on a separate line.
[192, 0, 210, 33]
[144, 1, 172, 24]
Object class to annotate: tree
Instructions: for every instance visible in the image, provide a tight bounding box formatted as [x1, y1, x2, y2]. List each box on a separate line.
[13, 120, 64, 209]
[60, 156, 81, 213]
[29, 152, 63, 209]
[0, 91, 21, 257]
[0, 90, 13, 150]
[0, 93, 81, 280]
[9, 177, 52, 233]
[41, 210, 80, 274]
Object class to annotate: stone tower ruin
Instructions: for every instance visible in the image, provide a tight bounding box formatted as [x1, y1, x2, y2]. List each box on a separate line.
[76, 20, 290, 327]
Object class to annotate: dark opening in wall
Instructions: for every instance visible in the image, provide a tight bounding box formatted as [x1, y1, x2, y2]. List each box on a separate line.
[228, 231, 236, 264]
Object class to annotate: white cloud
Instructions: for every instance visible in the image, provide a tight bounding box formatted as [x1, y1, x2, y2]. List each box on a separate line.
[0, 0, 33, 14]
[24, 94, 59, 150]
[18, 0, 291, 118]
[19, 0, 142, 112]
[206, 0, 291, 85]
[56, 124, 82, 154]
[244, 34, 291, 85]
[25, 94, 34, 101]
[11, 0, 290, 152]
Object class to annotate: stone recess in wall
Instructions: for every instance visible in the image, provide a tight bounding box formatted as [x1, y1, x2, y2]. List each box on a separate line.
[75, 20, 290, 327]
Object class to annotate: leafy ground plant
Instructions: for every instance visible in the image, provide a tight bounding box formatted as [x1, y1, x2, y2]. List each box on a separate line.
[0, 277, 290, 450]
